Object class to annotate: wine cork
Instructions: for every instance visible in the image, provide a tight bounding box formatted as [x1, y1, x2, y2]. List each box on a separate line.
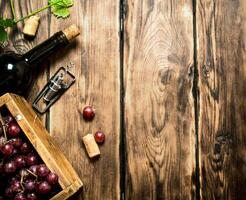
[23, 15, 40, 37]
[82, 134, 100, 158]
[63, 25, 80, 42]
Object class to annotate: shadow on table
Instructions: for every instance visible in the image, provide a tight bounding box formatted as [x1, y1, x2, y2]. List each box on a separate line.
[68, 187, 84, 200]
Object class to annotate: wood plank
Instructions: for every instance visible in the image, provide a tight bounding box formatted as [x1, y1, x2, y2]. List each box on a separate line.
[124, 0, 196, 199]
[197, 0, 246, 199]
[49, 0, 120, 199]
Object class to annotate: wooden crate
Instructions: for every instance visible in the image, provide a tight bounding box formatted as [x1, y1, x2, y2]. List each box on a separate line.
[0, 93, 83, 200]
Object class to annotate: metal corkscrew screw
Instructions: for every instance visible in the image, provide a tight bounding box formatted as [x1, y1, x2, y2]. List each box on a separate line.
[43, 73, 64, 102]
[33, 66, 76, 114]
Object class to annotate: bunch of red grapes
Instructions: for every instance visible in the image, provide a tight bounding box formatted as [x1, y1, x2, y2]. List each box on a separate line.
[0, 110, 60, 200]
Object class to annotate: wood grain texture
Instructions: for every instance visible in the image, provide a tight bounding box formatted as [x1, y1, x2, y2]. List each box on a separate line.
[49, 0, 120, 200]
[2, 0, 246, 199]
[197, 0, 246, 199]
[124, 0, 196, 199]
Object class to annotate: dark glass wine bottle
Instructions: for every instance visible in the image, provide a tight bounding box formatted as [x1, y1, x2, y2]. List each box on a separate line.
[0, 25, 80, 96]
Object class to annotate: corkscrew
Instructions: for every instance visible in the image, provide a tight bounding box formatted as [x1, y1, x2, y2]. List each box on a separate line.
[32, 64, 76, 114]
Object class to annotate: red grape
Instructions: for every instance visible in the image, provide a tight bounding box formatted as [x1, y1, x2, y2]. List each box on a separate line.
[47, 172, 59, 185]
[12, 148, 20, 155]
[4, 161, 17, 174]
[14, 193, 27, 200]
[94, 131, 105, 144]
[5, 115, 14, 124]
[5, 187, 14, 198]
[26, 154, 38, 166]
[14, 155, 26, 168]
[20, 142, 31, 154]
[83, 106, 95, 121]
[26, 193, 37, 200]
[7, 122, 21, 137]
[10, 180, 22, 193]
[10, 138, 23, 148]
[37, 164, 50, 177]
[24, 180, 36, 192]
[1, 143, 14, 156]
[36, 181, 51, 194]
[29, 165, 38, 175]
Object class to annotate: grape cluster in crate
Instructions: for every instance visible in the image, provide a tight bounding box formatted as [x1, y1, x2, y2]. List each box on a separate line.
[0, 107, 61, 200]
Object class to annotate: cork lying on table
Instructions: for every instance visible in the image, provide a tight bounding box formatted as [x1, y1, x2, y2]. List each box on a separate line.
[23, 15, 40, 37]
[82, 134, 101, 158]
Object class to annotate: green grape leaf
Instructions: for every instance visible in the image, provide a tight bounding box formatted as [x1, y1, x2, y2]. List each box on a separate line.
[51, 5, 70, 18]
[0, 18, 16, 42]
[54, 0, 73, 7]
[49, 0, 74, 18]
[0, 18, 16, 28]
[0, 27, 8, 42]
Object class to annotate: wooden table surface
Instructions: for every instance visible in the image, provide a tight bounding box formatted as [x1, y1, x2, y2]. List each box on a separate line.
[1, 0, 246, 199]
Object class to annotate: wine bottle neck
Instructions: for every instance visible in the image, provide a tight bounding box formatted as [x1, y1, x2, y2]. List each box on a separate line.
[23, 31, 69, 65]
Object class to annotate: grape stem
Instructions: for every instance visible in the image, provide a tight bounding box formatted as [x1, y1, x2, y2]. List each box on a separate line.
[20, 171, 25, 191]
[26, 169, 38, 180]
[14, 2, 58, 23]
[14, 1, 60, 23]
[0, 113, 7, 140]
[10, 0, 16, 21]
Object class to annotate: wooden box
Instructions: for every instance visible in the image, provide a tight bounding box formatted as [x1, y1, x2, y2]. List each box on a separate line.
[0, 93, 83, 200]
